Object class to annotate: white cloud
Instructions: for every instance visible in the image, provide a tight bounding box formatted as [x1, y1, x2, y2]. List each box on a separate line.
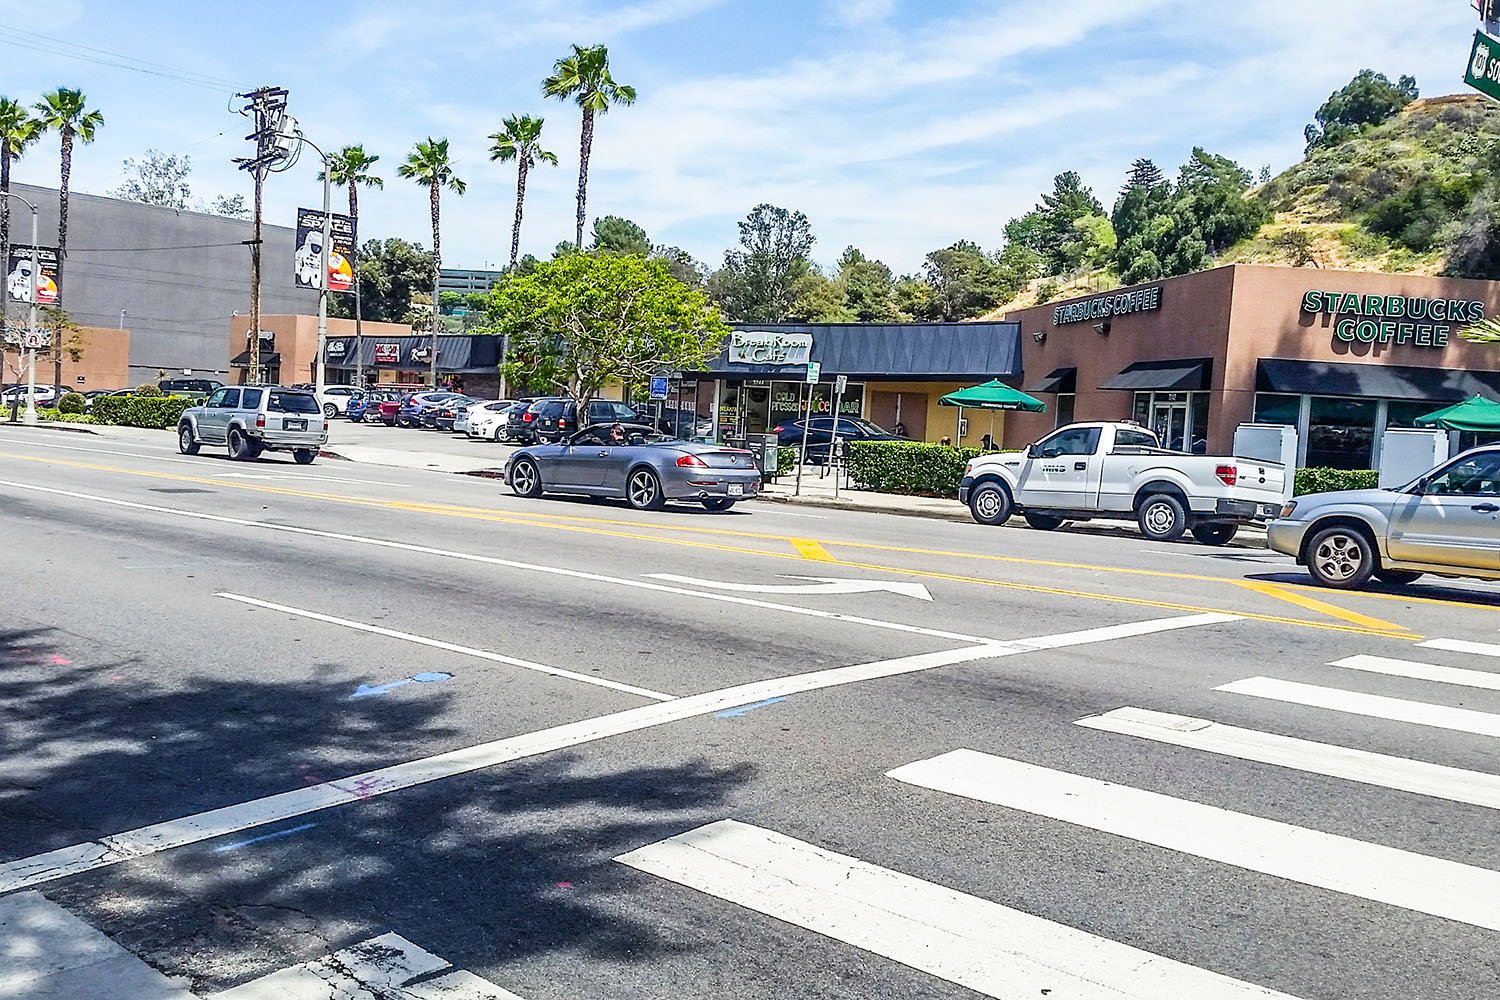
[828, 0, 896, 25]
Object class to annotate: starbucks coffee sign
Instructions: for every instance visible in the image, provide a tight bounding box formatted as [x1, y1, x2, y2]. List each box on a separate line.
[1052, 285, 1162, 325]
[729, 330, 813, 365]
[1301, 290, 1486, 348]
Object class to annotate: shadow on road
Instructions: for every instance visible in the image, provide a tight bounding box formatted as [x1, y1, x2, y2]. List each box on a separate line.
[1245, 572, 1500, 607]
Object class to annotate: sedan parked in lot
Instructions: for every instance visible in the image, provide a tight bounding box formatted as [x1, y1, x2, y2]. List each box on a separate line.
[508, 398, 561, 444]
[505, 424, 762, 511]
[318, 385, 360, 418]
[773, 416, 905, 462]
[533, 398, 643, 443]
[396, 391, 458, 427]
[1268, 445, 1500, 589]
[432, 396, 479, 432]
[348, 389, 401, 422]
[466, 400, 523, 440]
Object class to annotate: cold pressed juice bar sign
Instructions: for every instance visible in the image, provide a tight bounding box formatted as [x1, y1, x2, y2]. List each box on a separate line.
[1300, 290, 1486, 348]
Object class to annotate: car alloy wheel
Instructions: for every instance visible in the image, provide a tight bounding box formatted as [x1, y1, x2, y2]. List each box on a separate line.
[627, 469, 664, 511]
[1308, 527, 1374, 589]
[511, 459, 542, 498]
[324, 403, 338, 418]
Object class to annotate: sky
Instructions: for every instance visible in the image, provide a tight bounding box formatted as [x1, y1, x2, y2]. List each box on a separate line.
[0, 0, 1487, 276]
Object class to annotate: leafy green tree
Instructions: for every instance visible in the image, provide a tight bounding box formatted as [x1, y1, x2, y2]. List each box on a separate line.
[1113, 149, 1267, 281]
[332, 238, 435, 323]
[789, 267, 853, 322]
[1305, 70, 1418, 153]
[489, 252, 728, 423]
[1033, 171, 1104, 272]
[891, 277, 933, 320]
[0, 98, 41, 313]
[836, 246, 897, 321]
[653, 245, 705, 288]
[1119, 158, 1164, 197]
[35, 87, 102, 387]
[1003, 211, 1050, 258]
[203, 193, 248, 219]
[488, 114, 557, 272]
[1060, 213, 1117, 271]
[717, 203, 815, 322]
[321, 144, 383, 370]
[994, 242, 1042, 299]
[592, 215, 651, 256]
[922, 241, 1005, 321]
[110, 149, 190, 207]
[398, 138, 464, 382]
[543, 44, 636, 248]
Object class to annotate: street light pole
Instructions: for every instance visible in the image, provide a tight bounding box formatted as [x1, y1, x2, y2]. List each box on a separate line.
[1, 193, 41, 425]
[316, 149, 331, 400]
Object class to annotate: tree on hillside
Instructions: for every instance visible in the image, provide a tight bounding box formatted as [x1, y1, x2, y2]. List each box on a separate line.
[653, 245, 705, 288]
[922, 241, 1007, 321]
[1119, 158, 1164, 197]
[489, 114, 557, 273]
[110, 149, 191, 207]
[788, 267, 853, 322]
[1059, 213, 1117, 271]
[1033, 171, 1104, 272]
[891, 276, 933, 320]
[716, 203, 815, 322]
[488, 252, 728, 425]
[1304, 69, 1418, 153]
[837, 246, 897, 321]
[592, 215, 651, 256]
[543, 44, 636, 248]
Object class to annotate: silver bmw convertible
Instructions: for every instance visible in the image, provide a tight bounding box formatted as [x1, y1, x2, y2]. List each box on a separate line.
[504, 423, 763, 512]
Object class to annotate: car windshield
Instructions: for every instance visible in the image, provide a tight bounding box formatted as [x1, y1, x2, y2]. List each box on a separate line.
[268, 391, 319, 414]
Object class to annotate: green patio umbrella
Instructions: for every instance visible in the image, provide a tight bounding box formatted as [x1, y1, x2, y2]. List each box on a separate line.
[1413, 395, 1500, 432]
[939, 380, 1045, 447]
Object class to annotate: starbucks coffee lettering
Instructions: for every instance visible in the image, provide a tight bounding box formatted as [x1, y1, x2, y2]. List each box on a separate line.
[1052, 286, 1162, 325]
[1300, 290, 1487, 348]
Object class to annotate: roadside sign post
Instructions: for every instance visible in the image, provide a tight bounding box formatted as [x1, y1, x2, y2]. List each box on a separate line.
[795, 362, 820, 496]
[649, 376, 669, 436]
[1467, 29, 1500, 102]
[831, 374, 848, 498]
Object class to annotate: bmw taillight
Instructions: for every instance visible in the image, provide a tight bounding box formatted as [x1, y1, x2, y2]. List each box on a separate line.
[677, 454, 707, 468]
[1215, 465, 1238, 486]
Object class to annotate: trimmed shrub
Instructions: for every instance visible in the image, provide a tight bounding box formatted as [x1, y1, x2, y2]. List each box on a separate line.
[775, 446, 796, 478]
[57, 392, 85, 414]
[1294, 467, 1378, 496]
[37, 408, 96, 424]
[133, 383, 163, 397]
[91, 395, 191, 429]
[847, 440, 1015, 496]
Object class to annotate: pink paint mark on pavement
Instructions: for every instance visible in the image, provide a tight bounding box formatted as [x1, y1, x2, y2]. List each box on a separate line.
[48, 655, 72, 665]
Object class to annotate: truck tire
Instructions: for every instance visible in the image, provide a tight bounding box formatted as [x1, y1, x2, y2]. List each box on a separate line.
[228, 428, 258, 461]
[1190, 523, 1238, 546]
[177, 423, 199, 455]
[1305, 525, 1375, 589]
[968, 481, 1013, 526]
[1137, 492, 1188, 542]
[1023, 512, 1065, 531]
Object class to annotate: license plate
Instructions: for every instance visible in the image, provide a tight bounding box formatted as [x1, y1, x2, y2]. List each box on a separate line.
[284, 418, 306, 431]
[728, 484, 744, 497]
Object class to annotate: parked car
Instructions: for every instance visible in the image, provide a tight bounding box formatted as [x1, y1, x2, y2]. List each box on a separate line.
[505, 424, 762, 511]
[377, 396, 403, 426]
[533, 398, 643, 443]
[508, 398, 561, 444]
[959, 421, 1287, 544]
[1268, 445, 1500, 589]
[0, 384, 66, 407]
[433, 396, 479, 432]
[347, 389, 400, 422]
[158, 377, 223, 403]
[318, 385, 360, 418]
[177, 385, 327, 464]
[396, 391, 457, 428]
[773, 416, 904, 462]
[468, 401, 526, 440]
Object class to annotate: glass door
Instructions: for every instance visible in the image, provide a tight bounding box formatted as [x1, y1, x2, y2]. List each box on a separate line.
[1152, 401, 1189, 452]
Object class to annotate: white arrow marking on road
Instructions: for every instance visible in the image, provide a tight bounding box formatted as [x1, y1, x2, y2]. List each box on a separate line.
[647, 573, 933, 601]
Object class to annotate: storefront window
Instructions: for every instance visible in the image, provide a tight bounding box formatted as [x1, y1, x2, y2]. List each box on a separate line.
[1307, 397, 1377, 470]
[1190, 392, 1210, 454]
[1133, 391, 1206, 453]
[1254, 394, 1300, 425]
[1385, 400, 1443, 428]
[1055, 394, 1076, 427]
[1132, 393, 1150, 426]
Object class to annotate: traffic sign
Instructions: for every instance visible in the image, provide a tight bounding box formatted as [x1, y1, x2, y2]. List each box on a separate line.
[649, 376, 669, 400]
[1467, 30, 1500, 102]
[805, 362, 821, 384]
[835, 374, 848, 394]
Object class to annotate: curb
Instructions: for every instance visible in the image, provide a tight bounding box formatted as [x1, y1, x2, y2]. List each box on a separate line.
[0, 420, 99, 435]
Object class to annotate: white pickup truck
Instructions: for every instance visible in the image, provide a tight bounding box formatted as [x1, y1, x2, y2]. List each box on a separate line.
[957, 421, 1287, 544]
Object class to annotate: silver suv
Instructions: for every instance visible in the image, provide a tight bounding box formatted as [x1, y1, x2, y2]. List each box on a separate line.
[178, 385, 328, 464]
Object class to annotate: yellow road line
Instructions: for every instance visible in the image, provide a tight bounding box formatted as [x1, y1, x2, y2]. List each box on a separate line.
[0, 451, 1431, 638]
[792, 538, 836, 562]
[1236, 580, 1412, 634]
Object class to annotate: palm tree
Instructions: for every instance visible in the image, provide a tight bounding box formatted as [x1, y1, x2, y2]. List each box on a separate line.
[0, 99, 40, 324]
[488, 115, 557, 273]
[543, 44, 635, 248]
[35, 88, 102, 388]
[397, 138, 465, 387]
[321, 144, 382, 388]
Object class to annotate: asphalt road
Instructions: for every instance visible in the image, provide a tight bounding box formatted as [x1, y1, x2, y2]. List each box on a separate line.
[1, 424, 1498, 1000]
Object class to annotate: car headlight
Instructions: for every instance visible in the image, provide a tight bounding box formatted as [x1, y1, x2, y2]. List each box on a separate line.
[1279, 501, 1298, 519]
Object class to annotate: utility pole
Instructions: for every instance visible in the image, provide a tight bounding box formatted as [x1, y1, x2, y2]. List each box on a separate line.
[233, 86, 291, 384]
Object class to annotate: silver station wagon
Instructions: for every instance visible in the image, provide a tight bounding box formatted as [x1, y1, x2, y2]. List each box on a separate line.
[178, 385, 329, 465]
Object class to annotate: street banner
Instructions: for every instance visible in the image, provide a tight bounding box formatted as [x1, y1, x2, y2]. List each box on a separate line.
[293, 208, 355, 293]
[6, 245, 59, 305]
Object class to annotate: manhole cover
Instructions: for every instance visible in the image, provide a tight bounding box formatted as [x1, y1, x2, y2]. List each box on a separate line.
[149, 488, 215, 494]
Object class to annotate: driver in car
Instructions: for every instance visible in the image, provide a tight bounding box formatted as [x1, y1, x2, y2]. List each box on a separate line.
[608, 423, 627, 445]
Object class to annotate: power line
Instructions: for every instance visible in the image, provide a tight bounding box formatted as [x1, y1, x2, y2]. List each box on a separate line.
[0, 28, 238, 92]
[67, 242, 253, 253]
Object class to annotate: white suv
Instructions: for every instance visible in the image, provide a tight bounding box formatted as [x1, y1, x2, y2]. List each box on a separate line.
[318, 386, 360, 417]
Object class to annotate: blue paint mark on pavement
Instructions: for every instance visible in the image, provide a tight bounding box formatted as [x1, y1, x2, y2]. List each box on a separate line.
[412, 672, 452, 683]
[715, 697, 787, 718]
[212, 822, 317, 853]
[351, 671, 453, 699]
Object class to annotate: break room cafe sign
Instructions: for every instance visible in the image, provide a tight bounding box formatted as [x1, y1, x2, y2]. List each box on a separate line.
[1301, 290, 1487, 348]
[729, 330, 814, 365]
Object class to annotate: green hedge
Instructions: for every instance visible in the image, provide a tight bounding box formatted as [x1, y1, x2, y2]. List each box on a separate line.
[1294, 468, 1379, 496]
[847, 440, 1014, 496]
[38, 408, 97, 424]
[774, 446, 796, 478]
[91, 395, 192, 429]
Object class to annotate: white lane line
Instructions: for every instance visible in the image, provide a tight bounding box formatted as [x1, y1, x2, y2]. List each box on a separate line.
[217, 593, 676, 702]
[757, 509, 827, 519]
[1420, 637, 1500, 658]
[1217, 677, 1500, 739]
[888, 749, 1500, 932]
[0, 477, 1239, 647]
[1331, 654, 1500, 692]
[615, 820, 1300, 1000]
[1076, 706, 1500, 810]
[0, 613, 1231, 895]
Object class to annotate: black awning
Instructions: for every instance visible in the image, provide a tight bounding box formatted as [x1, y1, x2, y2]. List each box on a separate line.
[1099, 358, 1211, 392]
[1257, 358, 1500, 402]
[231, 351, 281, 368]
[1026, 366, 1077, 394]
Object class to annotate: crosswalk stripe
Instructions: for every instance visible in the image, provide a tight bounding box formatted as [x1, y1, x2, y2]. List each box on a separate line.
[1076, 707, 1500, 809]
[1217, 676, 1500, 738]
[887, 749, 1500, 931]
[616, 819, 1300, 999]
[1330, 654, 1500, 692]
[1419, 637, 1500, 658]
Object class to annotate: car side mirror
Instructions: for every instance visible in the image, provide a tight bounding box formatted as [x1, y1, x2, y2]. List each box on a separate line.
[1025, 443, 1040, 459]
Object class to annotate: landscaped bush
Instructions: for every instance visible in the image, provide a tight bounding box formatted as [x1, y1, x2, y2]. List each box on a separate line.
[56, 392, 85, 414]
[91, 395, 191, 429]
[1294, 467, 1379, 496]
[37, 408, 96, 424]
[133, 383, 162, 397]
[847, 440, 1014, 496]
[775, 446, 796, 478]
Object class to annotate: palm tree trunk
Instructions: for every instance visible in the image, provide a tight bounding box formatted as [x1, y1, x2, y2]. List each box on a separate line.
[429, 179, 441, 389]
[350, 179, 363, 389]
[510, 157, 527, 272]
[575, 108, 594, 248]
[54, 129, 73, 392]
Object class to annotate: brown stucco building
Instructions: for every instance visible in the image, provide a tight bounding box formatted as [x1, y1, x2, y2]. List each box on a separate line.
[2, 325, 130, 392]
[1006, 264, 1500, 468]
